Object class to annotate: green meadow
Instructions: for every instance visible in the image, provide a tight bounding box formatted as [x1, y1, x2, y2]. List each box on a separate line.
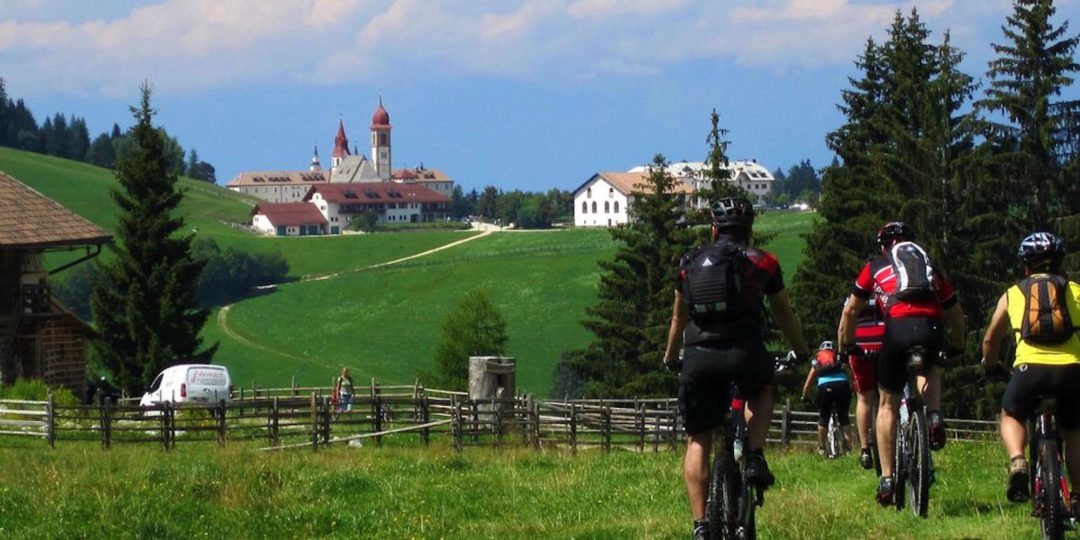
[0, 439, 1044, 539]
[1, 147, 815, 396]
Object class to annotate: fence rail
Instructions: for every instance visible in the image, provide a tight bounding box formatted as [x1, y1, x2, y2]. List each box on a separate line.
[0, 382, 1000, 451]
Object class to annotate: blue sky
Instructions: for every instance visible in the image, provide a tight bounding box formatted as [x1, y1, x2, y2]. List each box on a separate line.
[1, 0, 1077, 193]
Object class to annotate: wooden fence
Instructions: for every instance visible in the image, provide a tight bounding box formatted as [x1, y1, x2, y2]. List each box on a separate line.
[0, 382, 999, 451]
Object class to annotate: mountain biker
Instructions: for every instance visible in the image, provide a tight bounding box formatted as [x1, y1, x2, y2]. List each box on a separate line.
[849, 298, 885, 469]
[836, 221, 965, 506]
[801, 340, 854, 456]
[981, 232, 1080, 504]
[663, 197, 811, 539]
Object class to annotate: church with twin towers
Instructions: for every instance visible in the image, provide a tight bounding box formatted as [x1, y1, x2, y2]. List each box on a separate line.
[227, 97, 454, 204]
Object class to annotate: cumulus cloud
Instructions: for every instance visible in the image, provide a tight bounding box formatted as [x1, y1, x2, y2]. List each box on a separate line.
[0, 0, 1018, 97]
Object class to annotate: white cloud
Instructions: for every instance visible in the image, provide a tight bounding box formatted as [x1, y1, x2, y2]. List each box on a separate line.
[0, 0, 1019, 97]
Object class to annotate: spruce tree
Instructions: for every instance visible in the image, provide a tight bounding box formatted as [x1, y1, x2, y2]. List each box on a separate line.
[90, 83, 216, 394]
[555, 154, 688, 398]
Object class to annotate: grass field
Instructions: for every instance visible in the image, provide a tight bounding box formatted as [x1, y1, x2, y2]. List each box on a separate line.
[0, 147, 817, 396]
[0, 439, 1045, 539]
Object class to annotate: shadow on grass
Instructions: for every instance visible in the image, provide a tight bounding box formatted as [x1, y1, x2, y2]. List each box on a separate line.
[935, 497, 1000, 517]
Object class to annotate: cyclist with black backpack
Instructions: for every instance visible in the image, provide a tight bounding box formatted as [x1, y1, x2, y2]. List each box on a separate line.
[981, 232, 1080, 504]
[836, 221, 966, 506]
[663, 197, 811, 540]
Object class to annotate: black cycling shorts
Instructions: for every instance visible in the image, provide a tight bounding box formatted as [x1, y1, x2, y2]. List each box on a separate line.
[817, 380, 852, 427]
[878, 316, 944, 394]
[1002, 363, 1080, 431]
[677, 340, 774, 435]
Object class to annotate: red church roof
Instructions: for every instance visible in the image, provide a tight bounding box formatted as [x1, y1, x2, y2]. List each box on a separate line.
[371, 99, 391, 129]
[332, 120, 349, 159]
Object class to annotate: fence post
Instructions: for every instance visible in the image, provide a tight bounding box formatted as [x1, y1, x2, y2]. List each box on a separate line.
[653, 409, 661, 453]
[159, 403, 170, 450]
[570, 403, 577, 454]
[635, 400, 644, 453]
[239, 387, 244, 416]
[292, 375, 297, 396]
[46, 392, 55, 448]
[421, 392, 430, 446]
[780, 399, 791, 449]
[217, 400, 227, 448]
[602, 402, 611, 454]
[493, 397, 502, 449]
[451, 397, 462, 452]
[310, 392, 318, 451]
[271, 396, 280, 447]
[100, 398, 112, 450]
[321, 396, 331, 444]
[471, 400, 479, 443]
[372, 388, 383, 447]
[531, 397, 540, 450]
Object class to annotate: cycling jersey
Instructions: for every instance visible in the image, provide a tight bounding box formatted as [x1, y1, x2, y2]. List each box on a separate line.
[1007, 279, 1080, 367]
[817, 371, 847, 386]
[850, 256, 957, 319]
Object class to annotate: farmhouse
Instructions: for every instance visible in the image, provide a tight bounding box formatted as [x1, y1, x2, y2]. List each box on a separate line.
[306, 182, 451, 231]
[0, 171, 112, 396]
[573, 160, 775, 228]
[251, 202, 329, 236]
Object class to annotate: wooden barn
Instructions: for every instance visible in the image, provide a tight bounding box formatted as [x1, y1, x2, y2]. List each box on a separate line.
[0, 171, 112, 396]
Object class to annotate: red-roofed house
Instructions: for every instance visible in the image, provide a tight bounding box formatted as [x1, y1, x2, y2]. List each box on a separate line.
[307, 182, 450, 228]
[251, 202, 329, 236]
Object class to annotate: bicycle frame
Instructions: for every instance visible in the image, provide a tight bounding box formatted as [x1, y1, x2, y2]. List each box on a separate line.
[892, 348, 933, 518]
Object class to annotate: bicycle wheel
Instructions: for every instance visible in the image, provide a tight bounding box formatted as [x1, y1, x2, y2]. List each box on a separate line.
[708, 436, 740, 540]
[893, 419, 907, 511]
[1038, 437, 1065, 540]
[828, 414, 843, 458]
[908, 410, 931, 517]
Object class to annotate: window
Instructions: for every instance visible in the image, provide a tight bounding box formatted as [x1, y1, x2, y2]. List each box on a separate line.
[587, 188, 592, 198]
[592, 201, 597, 213]
[604, 201, 610, 213]
[614, 201, 620, 213]
[582, 201, 588, 213]
[608, 187, 614, 197]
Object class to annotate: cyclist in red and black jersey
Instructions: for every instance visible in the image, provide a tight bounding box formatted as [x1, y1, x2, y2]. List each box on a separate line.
[837, 222, 965, 505]
[848, 297, 885, 469]
[664, 197, 810, 540]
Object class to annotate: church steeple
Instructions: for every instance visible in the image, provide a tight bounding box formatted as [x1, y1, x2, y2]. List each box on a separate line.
[370, 96, 392, 181]
[331, 118, 349, 171]
[310, 144, 321, 172]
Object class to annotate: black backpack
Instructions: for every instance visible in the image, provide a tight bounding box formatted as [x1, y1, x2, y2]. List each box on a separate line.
[888, 241, 936, 302]
[683, 240, 752, 323]
[1017, 274, 1077, 345]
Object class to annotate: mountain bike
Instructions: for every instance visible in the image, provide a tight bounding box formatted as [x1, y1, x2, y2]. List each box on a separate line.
[890, 346, 933, 518]
[1028, 395, 1074, 539]
[825, 407, 846, 459]
[706, 354, 792, 540]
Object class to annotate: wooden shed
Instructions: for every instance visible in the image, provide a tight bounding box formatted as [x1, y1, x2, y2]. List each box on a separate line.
[0, 170, 112, 396]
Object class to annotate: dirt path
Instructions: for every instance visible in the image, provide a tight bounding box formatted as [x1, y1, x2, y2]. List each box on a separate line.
[215, 230, 494, 355]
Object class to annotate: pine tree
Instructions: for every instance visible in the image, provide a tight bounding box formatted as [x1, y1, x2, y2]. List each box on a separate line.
[555, 154, 688, 398]
[89, 83, 216, 394]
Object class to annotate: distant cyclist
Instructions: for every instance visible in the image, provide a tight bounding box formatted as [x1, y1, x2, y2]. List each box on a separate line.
[663, 197, 811, 540]
[849, 298, 885, 470]
[981, 232, 1080, 504]
[801, 340, 853, 456]
[837, 221, 965, 506]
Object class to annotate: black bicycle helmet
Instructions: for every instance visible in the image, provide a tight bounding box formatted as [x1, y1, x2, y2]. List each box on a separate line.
[876, 221, 914, 247]
[711, 197, 755, 229]
[1017, 232, 1066, 270]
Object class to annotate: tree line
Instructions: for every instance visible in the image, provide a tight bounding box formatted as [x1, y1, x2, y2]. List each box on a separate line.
[558, 2, 1079, 422]
[0, 78, 217, 182]
[449, 185, 575, 229]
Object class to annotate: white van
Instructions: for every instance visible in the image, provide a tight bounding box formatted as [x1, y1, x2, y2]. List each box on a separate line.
[140, 364, 233, 407]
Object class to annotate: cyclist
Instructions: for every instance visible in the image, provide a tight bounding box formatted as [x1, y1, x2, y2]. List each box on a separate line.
[981, 232, 1080, 504]
[663, 197, 811, 539]
[849, 298, 885, 469]
[801, 340, 854, 456]
[837, 221, 965, 506]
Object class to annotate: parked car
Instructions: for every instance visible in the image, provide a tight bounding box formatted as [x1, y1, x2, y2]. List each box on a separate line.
[140, 364, 233, 407]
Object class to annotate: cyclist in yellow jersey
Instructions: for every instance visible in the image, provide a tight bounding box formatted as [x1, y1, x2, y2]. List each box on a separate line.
[982, 232, 1080, 503]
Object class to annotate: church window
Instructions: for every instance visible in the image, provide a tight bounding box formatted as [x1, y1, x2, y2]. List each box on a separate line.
[582, 201, 588, 213]
[587, 188, 592, 198]
[604, 201, 610, 213]
[591, 201, 597, 213]
[614, 201, 619, 213]
[608, 187, 614, 197]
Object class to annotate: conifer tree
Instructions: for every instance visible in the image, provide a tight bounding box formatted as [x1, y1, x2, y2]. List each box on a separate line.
[555, 154, 688, 397]
[90, 83, 216, 394]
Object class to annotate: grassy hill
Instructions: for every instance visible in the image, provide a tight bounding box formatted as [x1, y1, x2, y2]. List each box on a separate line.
[0, 147, 815, 395]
